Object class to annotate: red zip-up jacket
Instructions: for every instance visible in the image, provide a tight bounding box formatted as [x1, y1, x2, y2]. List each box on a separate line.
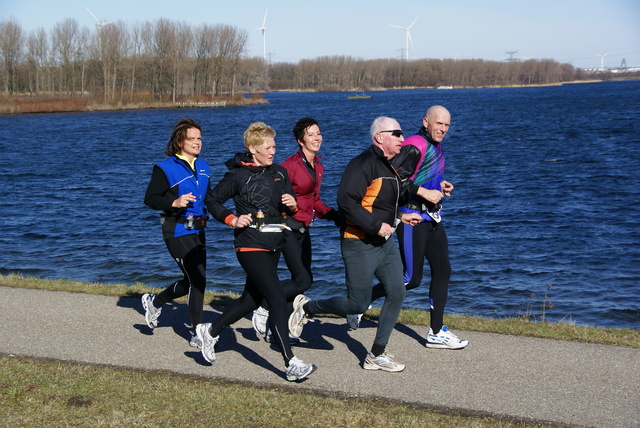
[281, 150, 339, 227]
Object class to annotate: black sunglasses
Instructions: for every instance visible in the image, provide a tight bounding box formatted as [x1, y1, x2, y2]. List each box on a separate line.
[379, 129, 403, 137]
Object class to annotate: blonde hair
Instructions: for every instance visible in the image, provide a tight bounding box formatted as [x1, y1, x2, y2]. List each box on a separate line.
[243, 122, 276, 150]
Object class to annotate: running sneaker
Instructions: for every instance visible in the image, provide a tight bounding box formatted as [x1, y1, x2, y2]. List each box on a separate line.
[141, 293, 162, 329]
[288, 294, 310, 339]
[285, 356, 317, 381]
[196, 323, 219, 363]
[363, 351, 405, 372]
[189, 334, 202, 349]
[346, 305, 371, 330]
[252, 306, 269, 335]
[425, 325, 469, 349]
[347, 313, 363, 330]
[264, 327, 300, 345]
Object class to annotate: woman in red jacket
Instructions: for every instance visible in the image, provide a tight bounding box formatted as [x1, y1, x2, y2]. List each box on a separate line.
[251, 117, 341, 338]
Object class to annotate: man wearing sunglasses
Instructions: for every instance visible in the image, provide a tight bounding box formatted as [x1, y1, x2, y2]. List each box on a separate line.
[288, 116, 422, 372]
[359, 105, 469, 350]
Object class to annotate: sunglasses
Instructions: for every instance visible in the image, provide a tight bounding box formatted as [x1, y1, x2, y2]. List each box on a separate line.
[378, 129, 403, 137]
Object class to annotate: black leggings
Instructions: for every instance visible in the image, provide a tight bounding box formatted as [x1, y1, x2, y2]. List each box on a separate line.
[281, 228, 313, 294]
[154, 232, 206, 330]
[209, 250, 298, 365]
[371, 220, 451, 333]
[259, 229, 312, 314]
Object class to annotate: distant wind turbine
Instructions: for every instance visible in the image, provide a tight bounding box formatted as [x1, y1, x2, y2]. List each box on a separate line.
[595, 52, 609, 71]
[84, 5, 117, 28]
[389, 16, 419, 61]
[257, 8, 268, 62]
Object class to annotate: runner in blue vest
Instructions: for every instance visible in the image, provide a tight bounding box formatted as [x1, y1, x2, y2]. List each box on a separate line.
[142, 118, 211, 349]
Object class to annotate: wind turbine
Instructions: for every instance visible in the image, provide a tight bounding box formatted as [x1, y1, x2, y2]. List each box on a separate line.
[257, 8, 268, 62]
[389, 16, 419, 61]
[595, 53, 608, 71]
[84, 5, 117, 28]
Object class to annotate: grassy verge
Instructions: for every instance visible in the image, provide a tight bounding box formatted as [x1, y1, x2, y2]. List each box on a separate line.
[1, 355, 555, 428]
[0, 273, 635, 427]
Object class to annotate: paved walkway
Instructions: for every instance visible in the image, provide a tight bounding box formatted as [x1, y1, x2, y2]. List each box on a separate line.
[1, 287, 638, 427]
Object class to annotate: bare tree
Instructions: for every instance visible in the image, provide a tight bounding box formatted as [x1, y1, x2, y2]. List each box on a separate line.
[51, 18, 82, 94]
[76, 26, 91, 97]
[171, 21, 193, 102]
[127, 22, 145, 102]
[193, 24, 218, 97]
[0, 18, 24, 94]
[225, 26, 247, 97]
[26, 28, 49, 94]
[147, 18, 176, 99]
[211, 24, 247, 96]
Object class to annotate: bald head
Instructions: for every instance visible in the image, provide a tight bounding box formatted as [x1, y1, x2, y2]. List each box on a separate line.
[423, 105, 451, 143]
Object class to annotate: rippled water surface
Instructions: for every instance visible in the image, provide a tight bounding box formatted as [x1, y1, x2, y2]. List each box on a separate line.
[1, 81, 638, 328]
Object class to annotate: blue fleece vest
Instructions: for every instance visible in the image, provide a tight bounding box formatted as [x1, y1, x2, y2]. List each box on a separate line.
[157, 156, 210, 238]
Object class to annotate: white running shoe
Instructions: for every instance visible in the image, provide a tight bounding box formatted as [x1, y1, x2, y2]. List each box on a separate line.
[189, 334, 202, 349]
[363, 351, 405, 372]
[288, 295, 310, 339]
[425, 325, 469, 349]
[347, 313, 363, 330]
[141, 293, 162, 329]
[285, 356, 317, 381]
[196, 323, 219, 363]
[346, 305, 371, 330]
[252, 306, 269, 335]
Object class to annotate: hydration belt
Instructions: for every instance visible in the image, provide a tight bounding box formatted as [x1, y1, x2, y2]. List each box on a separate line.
[161, 214, 208, 230]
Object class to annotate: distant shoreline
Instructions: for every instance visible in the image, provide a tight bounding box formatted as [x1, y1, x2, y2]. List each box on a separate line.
[4, 79, 638, 115]
[0, 94, 269, 115]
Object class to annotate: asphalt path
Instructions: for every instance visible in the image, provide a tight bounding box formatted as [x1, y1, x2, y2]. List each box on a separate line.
[1, 287, 638, 427]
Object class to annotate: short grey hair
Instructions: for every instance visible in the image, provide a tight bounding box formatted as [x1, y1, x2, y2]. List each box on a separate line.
[370, 116, 394, 141]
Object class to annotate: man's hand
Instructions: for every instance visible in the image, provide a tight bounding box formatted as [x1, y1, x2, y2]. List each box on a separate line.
[441, 180, 454, 196]
[377, 222, 396, 238]
[401, 213, 422, 226]
[416, 187, 443, 204]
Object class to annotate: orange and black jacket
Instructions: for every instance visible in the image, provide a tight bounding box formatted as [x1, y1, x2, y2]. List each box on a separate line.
[337, 145, 416, 245]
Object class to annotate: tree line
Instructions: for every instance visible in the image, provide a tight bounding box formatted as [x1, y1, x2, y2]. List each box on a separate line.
[0, 17, 596, 104]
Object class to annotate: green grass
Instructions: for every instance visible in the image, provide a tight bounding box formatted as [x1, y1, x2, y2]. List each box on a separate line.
[0, 273, 636, 427]
[1, 355, 558, 427]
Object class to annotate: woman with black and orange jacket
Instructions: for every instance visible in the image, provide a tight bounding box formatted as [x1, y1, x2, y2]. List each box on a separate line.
[195, 122, 317, 382]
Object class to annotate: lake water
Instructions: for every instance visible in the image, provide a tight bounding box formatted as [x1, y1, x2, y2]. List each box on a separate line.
[1, 81, 638, 328]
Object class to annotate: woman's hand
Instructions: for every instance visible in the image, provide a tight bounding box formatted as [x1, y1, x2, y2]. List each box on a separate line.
[282, 193, 297, 211]
[171, 192, 196, 208]
[233, 213, 253, 228]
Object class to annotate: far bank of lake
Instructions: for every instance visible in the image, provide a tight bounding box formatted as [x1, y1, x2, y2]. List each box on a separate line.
[5, 78, 635, 115]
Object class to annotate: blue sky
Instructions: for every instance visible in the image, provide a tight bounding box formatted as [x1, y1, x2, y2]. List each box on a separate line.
[2, 0, 639, 69]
